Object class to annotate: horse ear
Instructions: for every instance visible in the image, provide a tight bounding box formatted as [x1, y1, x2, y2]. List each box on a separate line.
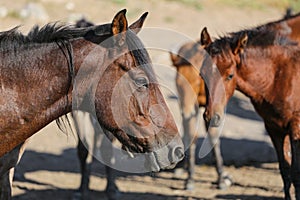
[170, 52, 179, 67]
[233, 33, 248, 55]
[129, 12, 148, 34]
[111, 9, 128, 46]
[200, 27, 212, 47]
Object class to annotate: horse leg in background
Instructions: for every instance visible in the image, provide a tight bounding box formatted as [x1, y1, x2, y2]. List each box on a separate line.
[0, 142, 26, 200]
[267, 126, 292, 200]
[208, 129, 232, 189]
[0, 170, 11, 200]
[73, 138, 92, 200]
[73, 111, 120, 200]
[290, 118, 300, 200]
[72, 110, 99, 200]
[100, 130, 120, 200]
[180, 106, 198, 190]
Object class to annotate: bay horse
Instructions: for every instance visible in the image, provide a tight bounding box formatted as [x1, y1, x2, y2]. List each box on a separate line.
[200, 22, 300, 199]
[0, 9, 184, 199]
[170, 12, 300, 190]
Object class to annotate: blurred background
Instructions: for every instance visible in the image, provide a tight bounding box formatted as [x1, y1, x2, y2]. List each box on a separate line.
[1, 0, 299, 199]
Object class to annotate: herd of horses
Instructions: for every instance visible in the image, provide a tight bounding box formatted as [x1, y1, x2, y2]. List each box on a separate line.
[1, 7, 300, 200]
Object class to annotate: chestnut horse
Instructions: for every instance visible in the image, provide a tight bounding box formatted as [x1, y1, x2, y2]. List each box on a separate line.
[170, 44, 207, 190]
[0, 10, 184, 199]
[200, 22, 300, 199]
[170, 12, 300, 190]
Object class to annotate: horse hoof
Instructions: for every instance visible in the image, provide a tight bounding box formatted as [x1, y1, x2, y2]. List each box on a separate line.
[218, 173, 233, 190]
[107, 190, 121, 200]
[106, 186, 121, 200]
[174, 168, 184, 178]
[72, 191, 83, 200]
[185, 180, 195, 190]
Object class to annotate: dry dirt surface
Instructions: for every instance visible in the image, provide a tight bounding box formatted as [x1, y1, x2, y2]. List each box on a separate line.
[0, 0, 292, 199]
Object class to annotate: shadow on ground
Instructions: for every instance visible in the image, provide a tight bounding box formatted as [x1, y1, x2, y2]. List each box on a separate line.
[13, 188, 199, 200]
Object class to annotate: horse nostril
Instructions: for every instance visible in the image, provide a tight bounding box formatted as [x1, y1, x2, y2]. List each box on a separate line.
[211, 114, 221, 127]
[173, 146, 184, 162]
[203, 110, 210, 123]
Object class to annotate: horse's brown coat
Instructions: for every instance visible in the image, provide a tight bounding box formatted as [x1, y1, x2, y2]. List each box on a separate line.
[0, 10, 184, 199]
[171, 12, 300, 190]
[201, 18, 300, 199]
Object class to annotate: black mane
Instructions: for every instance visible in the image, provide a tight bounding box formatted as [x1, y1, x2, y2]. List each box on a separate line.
[0, 22, 112, 48]
[231, 26, 295, 47]
[210, 26, 295, 55]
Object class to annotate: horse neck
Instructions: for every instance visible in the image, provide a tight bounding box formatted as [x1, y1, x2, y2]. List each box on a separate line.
[235, 47, 284, 104]
[0, 42, 74, 155]
[71, 39, 110, 110]
[0, 37, 110, 156]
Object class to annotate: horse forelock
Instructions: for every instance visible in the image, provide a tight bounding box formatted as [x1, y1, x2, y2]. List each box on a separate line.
[0, 23, 112, 50]
[126, 30, 156, 83]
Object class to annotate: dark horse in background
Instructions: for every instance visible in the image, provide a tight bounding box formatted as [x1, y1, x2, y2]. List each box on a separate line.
[73, 18, 119, 200]
[200, 14, 300, 200]
[0, 9, 184, 200]
[170, 11, 300, 190]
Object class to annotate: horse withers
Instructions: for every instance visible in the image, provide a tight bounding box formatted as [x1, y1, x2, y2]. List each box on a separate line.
[0, 9, 184, 199]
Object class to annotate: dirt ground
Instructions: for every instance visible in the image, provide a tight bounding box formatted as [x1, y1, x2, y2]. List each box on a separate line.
[0, 0, 292, 199]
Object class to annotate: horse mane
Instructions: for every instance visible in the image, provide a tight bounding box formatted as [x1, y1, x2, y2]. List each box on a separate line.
[0, 22, 111, 135]
[231, 27, 290, 47]
[0, 22, 111, 48]
[211, 25, 296, 55]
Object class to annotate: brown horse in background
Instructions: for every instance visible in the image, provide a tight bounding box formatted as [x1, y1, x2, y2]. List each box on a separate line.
[170, 43, 207, 190]
[200, 19, 300, 199]
[170, 11, 300, 190]
[0, 9, 184, 199]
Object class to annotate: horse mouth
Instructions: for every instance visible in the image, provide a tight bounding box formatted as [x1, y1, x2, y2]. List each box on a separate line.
[144, 136, 184, 172]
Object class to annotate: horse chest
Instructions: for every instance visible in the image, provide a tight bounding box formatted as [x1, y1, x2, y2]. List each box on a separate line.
[252, 99, 291, 129]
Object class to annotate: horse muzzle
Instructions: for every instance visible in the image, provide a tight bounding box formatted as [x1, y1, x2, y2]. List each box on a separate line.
[145, 135, 184, 172]
[204, 110, 223, 128]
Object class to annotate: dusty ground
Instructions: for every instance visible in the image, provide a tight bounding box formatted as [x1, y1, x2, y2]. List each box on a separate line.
[0, 0, 292, 199]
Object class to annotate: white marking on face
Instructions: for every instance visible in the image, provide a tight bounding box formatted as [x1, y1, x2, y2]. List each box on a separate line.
[212, 63, 217, 74]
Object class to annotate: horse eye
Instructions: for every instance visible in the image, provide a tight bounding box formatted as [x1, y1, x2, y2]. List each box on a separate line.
[135, 77, 149, 88]
[226, 73, 234, 80]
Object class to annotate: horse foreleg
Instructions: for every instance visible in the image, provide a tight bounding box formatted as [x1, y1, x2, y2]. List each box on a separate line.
[186, 143, 195, 190]
[0, 170, 11, 200]
[208, 130, 232, 190]
[101, 131, 120, 200]
[181, 110, 198, 190]
[290, 118, 300, 200]
[0, 141, 26, 200]
[73, 139, 92, 200]
[268, 127, 292, 200]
